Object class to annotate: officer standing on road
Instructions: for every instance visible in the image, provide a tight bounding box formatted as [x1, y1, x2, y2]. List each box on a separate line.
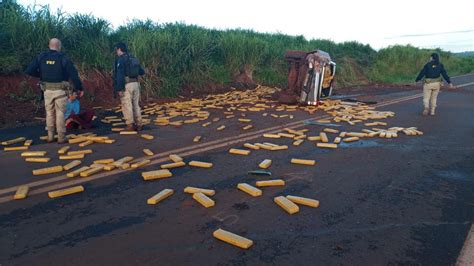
[113, 42, 145, 131]
[415, 53, 454, 116]
[26, 38, 84, 143]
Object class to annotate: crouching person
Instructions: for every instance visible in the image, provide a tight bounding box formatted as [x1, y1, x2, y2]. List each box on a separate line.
[65, 91, 94, 130]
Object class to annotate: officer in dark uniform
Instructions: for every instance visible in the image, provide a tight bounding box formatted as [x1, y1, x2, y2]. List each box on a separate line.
[26, 38, 84, 143]
[113, 42, 145, 131]
[415, 53, 454, 116]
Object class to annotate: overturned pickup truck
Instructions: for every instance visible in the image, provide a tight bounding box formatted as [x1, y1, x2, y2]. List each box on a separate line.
[279, 50, 336, 105]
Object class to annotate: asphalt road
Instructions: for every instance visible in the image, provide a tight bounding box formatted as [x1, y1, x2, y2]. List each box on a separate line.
[0, 75, 473, 265]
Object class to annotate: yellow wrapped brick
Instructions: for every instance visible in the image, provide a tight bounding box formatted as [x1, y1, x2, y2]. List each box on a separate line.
[316, 119, 331, 123]
[21, 151, 47, 157]
[364, 122, 378, 127]
[278, 133, 295, 138]
[270, 145, 288, 151]
[317, 143, 338, 149]
[291, 158, 316, 166]
[229, 148, 251, 156]
[293, 139, 304, 146]
[323, 128, 339, 134]
[193, 136, 202, 142]
[217, 125, 226, 131]
[237, 183, 262, 197]
[184, 186, 215, 196]
[414, 129, 424, 135]
[86, 136, 109, 142]
[1, 137, 26, 146]
[243, 143, 260, 150]
[80, 166, 104, 177]
[184, 118, 199, 124]
[113, 156, 134, 166]
[79, 140, 94, 148]
[120, 131, 138, 135]
[25, 157, 51, 163]
[242, 125, 253, 130]
[274, 196, 299, 214]
[48, 185, 84, 198]
[142, 169, 172, 181]
[294, 135, 307, 140]
[192, 192, 215, 208]
[63, 160, 82, 171]
[94, 158, 114, 164]
[258, 159, 272, 169]
[103, 165, 116, 171]
[319, 132, 329, 143]
[161, 161, 186, 169]
[4, 146, 28, 151]
[141, 134, 154, 140]
[263, 134, 280, 139]
[255, 143, 273, 150]
[13, 186, 29, 200]
[169, 154, 183, 163]
[33, 165, 63, 175]
[286, 195, 320, 208]
[69, 137, 87, 144]
[67, 149, 93, 156]
[58, 146, 70, 154]
[131, 159, 151, 169]
[213, 228, 254, 249]
[147, 189, 174, 205]
[60, 154, 85, 160]
[346, 132, 366, 138]
[143, 149, 154, 156]
[256, 179, 285, 187]
[189, 161, 213, 168]
[67, 166, 90, 177]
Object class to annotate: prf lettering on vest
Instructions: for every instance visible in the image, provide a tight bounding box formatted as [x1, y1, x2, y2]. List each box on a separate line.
[46, 60, 56, 65]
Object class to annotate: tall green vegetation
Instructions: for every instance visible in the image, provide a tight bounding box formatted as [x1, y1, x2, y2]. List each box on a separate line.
[367, 45, 474, 83]
[1, 0, 473, 98]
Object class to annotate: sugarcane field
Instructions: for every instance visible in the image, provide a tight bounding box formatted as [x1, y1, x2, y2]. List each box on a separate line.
[1, 1, 474, 265]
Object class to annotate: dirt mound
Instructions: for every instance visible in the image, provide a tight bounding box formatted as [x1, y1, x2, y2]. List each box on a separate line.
[232, 65, 257, 90]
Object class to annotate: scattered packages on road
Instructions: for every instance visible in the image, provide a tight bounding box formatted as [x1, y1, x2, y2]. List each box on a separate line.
[1, 85, 426, 249]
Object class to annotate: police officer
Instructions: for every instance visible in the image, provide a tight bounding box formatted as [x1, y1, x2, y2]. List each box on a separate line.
[415, 53, 454, 116]
[113, 42, 145, 131]
[26, 38, 84, 143]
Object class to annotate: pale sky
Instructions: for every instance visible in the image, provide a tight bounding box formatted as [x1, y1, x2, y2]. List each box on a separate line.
[18, 0, 474, 52]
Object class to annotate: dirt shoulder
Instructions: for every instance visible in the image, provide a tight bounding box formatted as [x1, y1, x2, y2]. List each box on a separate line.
[0, 73, 418, 129]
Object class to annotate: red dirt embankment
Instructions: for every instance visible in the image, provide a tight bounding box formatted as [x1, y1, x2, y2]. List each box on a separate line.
[0, 71, 118, 127]
[0, 70, 258, 128]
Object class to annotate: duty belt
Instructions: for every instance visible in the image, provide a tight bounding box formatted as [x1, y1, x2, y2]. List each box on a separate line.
[125, 77, 138, 83]
[40, 81, 69, 91]
[424, 77, 442, 84]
